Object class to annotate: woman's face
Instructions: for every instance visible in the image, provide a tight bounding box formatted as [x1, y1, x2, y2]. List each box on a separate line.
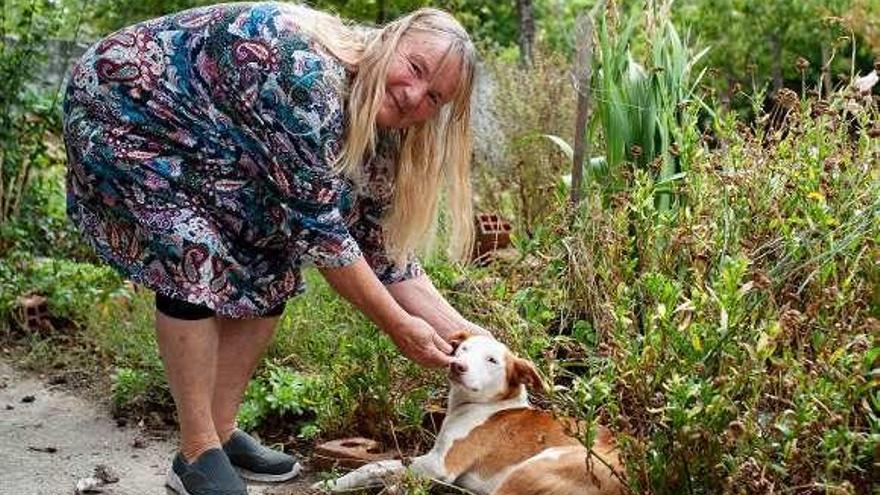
[376, 33, 462, 129]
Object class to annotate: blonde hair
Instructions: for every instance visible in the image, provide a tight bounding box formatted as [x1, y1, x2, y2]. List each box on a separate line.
[279, 3, 476, 265]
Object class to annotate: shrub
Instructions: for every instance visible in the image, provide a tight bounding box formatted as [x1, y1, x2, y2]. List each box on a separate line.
[0, 252, 125, 329]
[480, 88, 879, 493]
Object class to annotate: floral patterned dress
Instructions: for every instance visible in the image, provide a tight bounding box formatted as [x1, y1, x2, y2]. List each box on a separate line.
[63, 2, 421, 317]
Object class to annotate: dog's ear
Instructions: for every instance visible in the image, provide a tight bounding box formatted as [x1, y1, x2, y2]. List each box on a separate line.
[507, 355, 543, 391]
[448, 330, 472, 351]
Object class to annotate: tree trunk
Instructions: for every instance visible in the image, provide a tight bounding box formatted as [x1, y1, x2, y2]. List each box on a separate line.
[376, 0, 387, 25]
[516, 0, 535, 67]
[770, 33, 783, 93]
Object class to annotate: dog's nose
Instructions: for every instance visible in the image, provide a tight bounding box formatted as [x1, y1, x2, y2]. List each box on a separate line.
[451, 361, 468, 374]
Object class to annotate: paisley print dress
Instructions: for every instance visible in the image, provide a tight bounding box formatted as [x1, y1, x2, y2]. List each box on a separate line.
[63, 2, 421, 317]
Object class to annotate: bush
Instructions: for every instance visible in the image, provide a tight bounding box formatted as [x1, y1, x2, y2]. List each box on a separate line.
[0, 252, 126, 329]
[477, 89, 880, 493]
[474, 47, 577, 233]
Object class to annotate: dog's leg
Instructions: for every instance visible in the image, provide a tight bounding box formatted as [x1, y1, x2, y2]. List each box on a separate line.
[311, 460, 406, 492]
[409, 454, 453, 483]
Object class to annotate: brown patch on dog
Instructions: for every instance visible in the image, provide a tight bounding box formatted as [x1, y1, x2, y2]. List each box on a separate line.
[448, 330, 473, 351]
[490, 444, 623, 495]
[497, 353, 542, 400]
[443, 408, 582, 480]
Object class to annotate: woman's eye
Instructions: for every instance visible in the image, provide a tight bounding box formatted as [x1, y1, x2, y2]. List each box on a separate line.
[428, 92, 440, 106]
[409, 60, 422, 76]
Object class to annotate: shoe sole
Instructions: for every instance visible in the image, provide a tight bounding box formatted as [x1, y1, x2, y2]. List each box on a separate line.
[235, 462, 302, 482]
[166, 469, 192, 495]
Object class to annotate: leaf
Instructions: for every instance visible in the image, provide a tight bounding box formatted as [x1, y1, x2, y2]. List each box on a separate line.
[542, 134, 574, 161]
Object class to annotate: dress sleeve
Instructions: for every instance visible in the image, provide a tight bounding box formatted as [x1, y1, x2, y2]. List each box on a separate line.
[348, 134, 423, 284]
[206, 4, 362, 268]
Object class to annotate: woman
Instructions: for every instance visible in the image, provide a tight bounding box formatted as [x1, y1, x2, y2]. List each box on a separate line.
[62, 3, 487, 494]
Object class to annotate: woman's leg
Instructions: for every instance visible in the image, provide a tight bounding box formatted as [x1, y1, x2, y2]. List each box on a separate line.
[212, 315, 280, 443]
[155, 312, 222, 462]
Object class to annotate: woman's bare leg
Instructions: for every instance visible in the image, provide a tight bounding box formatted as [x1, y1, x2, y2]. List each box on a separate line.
[155, 312, 221, 462]
[212, 315, 280, 443]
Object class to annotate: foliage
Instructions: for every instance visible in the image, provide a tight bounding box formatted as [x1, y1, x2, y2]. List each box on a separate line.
[475, 47, 577, 232]
[592, 1, 707, 203]
[260, 269, 443, 448]
[674, 0, 874, 107]
[473, 89, 879, 493]
[111, 366, 153, 407]
[0, 252, 126, 327]
[0, 1, 93, 258]
[843, 0, 880, 54]
[0, 1, 876, 494]
[83, 0, 520, 48]
[1, 0, 66, 230]
[237, 362, 325, 436]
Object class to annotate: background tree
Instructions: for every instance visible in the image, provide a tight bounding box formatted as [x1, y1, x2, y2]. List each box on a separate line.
[674, 0, 870, 104]
[516, 0, 536, 66]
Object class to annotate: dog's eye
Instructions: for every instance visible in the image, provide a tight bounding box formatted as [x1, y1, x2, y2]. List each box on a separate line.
[487, 356, 498, 364]
[460, 346, 468, 352]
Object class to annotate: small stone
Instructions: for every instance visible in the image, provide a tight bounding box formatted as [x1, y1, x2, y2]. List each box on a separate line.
[94, 464, 119, 484]
[5, 405, 13, 410]
[131, 436, 146, 449]
[74, 476, 103, 494]
[21, 395, 35, 403]
[27, 446, 57, 453]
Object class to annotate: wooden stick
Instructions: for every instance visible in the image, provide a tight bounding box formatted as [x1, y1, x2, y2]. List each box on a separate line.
[570, 11, 595, 210]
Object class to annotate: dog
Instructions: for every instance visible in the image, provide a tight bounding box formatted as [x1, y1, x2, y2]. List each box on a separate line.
[315, 333, 624, 495]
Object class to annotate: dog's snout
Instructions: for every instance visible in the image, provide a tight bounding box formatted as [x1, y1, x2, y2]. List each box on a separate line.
[451, 361, 468, 374]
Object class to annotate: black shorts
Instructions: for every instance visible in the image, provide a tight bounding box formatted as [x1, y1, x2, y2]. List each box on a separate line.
[155, 294, 285, 320]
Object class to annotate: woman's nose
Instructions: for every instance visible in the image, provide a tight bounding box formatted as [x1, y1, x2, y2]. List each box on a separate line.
[403, 82, 429, 110]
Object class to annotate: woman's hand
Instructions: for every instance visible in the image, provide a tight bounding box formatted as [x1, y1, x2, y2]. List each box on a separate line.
[385, 315, 454, 368]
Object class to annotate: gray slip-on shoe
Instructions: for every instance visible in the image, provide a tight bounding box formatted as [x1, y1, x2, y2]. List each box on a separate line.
[166, 448, 248, 495]
[223, 429, 302, 482]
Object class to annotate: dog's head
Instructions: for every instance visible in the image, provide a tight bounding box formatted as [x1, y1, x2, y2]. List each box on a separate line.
[447, 332, 542, 405]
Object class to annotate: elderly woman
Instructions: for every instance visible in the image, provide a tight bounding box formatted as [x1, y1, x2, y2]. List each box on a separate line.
[62, 3, 487, 494]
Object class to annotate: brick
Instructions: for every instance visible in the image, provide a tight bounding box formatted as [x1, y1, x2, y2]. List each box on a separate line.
[311, 437, 398, 470]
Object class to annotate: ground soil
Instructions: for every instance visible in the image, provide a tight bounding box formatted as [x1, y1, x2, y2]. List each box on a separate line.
[0, 358, 323, 495]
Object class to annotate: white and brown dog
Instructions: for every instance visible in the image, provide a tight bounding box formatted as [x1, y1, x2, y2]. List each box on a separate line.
[315, 333, 624, 495]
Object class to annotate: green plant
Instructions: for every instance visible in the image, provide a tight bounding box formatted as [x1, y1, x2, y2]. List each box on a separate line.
[0, 0, 76, 232]
[0, 252, 125, 329]
[237, 362, 325, 436]
[592, 1, 708, 206]
[111, 366, 151, 408]
[476, 46, 577, 232]
[503, 84, 880, 493]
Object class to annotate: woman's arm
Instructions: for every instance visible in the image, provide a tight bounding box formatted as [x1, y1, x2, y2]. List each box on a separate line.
[385, 273, 490, 341]
[319, 258, 454, 368]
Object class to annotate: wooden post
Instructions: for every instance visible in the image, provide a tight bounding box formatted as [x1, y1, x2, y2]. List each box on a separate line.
[570, 11, 594, 209]
[516, 0, 535, 67]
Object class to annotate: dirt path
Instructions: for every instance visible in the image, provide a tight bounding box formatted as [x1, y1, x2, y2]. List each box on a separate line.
[0, 359, 320, 495]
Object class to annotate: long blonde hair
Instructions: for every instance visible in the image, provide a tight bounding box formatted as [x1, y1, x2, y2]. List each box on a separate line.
[279, 3, 476, 265]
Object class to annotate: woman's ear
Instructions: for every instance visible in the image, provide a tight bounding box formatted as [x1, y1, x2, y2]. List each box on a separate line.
[447, 330, 472, 351]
